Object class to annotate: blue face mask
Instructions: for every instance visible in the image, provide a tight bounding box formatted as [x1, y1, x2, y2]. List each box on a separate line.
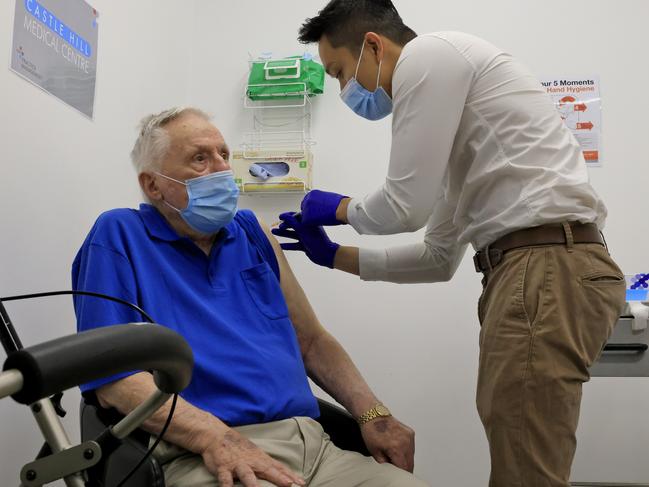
[340, 40, 393, 121]
[156, 170, 240, 234]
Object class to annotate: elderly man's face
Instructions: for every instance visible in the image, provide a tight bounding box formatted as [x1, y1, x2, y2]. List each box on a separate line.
[155, 113, 231, 211]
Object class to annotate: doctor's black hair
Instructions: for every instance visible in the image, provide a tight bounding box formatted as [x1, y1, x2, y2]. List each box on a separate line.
[298, 0, 416, 51]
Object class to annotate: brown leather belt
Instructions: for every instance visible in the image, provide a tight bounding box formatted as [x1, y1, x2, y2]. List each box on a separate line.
[473, 222, 604, 273]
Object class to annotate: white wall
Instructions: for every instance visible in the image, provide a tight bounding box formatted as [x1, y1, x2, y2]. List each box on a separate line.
[0, 1, 647, 485]
[0, 0, 193, 484]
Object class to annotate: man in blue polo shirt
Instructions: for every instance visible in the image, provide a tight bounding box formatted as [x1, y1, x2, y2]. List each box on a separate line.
[72, 107, 427, 487]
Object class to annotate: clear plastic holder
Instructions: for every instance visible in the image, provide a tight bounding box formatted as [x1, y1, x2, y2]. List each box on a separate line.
[263, 58, 301, 80]
[240, 54, 318, 195]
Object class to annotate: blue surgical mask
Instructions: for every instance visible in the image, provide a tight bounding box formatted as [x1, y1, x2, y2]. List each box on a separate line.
[340, 40, 393, 121]
[156, 170, 240, 234]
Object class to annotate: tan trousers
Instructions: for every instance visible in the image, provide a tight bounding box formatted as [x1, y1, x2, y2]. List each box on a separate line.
[476, 241, 626, 487]
[153, 416, 428, 487]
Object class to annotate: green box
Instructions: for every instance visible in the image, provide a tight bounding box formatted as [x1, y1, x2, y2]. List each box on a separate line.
[247, 56, 325, 101]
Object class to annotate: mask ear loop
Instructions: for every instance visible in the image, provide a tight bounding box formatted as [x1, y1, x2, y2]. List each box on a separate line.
[156, 172, 187, 186]
[376, 57, 383, 91]
[162, 199, 182, 213]
[155, 172, 187, 212]
[354, 40, 366, 80]
[355, 39, 383, 92]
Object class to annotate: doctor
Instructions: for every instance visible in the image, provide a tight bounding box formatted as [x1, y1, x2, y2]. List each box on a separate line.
[273, 1, 626, 486]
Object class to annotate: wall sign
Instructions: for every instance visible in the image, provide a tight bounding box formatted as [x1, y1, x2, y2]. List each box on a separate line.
[10, 0, 99, 118]
[541, 76, 602, 167]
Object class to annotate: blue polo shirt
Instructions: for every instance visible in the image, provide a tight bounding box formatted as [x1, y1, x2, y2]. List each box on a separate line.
[71, 204, 319, 426]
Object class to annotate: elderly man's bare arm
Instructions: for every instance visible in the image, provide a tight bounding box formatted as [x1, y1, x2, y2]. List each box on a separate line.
[260, 222, 417, 473]
[96, 373, 304, 487]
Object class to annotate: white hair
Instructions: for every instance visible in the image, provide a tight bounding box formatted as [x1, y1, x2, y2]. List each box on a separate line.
[130, 107, 211, 174]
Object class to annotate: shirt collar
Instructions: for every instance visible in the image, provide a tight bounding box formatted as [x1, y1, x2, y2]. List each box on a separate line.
[138, 204, 235, 243]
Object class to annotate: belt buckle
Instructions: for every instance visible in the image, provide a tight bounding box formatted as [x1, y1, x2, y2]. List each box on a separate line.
[474, 248, 503, 273]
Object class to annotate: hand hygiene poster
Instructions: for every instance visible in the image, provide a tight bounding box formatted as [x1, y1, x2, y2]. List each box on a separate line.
[540, 76, 602, 167]
[10, 0, 99, 118]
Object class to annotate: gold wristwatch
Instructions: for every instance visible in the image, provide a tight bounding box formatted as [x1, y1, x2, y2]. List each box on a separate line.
[356, 403, 392, 425]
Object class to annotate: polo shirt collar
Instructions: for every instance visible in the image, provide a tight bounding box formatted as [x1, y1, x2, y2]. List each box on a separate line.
[138, 204, 235, 243]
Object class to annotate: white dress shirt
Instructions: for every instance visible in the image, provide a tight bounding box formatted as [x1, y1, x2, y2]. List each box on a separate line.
[348, 32, 607, 284]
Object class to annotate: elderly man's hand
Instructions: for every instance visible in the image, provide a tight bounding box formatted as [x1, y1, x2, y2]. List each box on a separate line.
[200, 427, 304, 487]
[360, 416, 416, 473]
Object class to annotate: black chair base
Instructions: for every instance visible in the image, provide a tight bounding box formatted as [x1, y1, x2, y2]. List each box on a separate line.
[81, 394, 165, 487]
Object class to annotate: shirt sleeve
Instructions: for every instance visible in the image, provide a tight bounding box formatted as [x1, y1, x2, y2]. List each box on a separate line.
[72, 242, 142, 393]
[347, 34, 475, 235]
[359, 195, 469, 284]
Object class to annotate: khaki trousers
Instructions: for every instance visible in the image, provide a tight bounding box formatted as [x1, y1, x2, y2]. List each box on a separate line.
[152, 416, 428, 487]
[476, 241, 626, 486]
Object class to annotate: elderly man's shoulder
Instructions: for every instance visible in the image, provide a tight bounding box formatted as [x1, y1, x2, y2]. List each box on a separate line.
[82, 207, 146, 245]
[92, 207, 142, 229]
[235, 208, 258, 223]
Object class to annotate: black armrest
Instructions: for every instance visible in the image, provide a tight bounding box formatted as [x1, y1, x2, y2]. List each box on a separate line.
[316, 398, 370, 456]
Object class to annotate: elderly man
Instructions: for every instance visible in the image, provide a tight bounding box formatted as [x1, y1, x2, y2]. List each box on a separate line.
[72, 107, 428, 487]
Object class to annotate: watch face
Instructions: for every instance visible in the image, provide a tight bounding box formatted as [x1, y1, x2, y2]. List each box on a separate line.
[376, 404, 391, 416]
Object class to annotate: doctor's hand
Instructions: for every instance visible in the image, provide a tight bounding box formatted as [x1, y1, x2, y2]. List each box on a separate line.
[299, 189, 350, 226]
[360, 416, 416, 473]
[271, 212, 340, 268]
[200, 426, 305, 487]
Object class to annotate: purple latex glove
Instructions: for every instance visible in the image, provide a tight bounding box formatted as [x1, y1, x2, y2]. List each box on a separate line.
[271, 212, 340, 268]
[300, 190, 348, 226]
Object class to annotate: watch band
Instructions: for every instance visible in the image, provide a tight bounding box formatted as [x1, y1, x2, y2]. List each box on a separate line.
[357, 404, 392, 425]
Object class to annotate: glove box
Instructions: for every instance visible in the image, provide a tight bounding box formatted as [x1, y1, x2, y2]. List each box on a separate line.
[232, 149, 313, 194]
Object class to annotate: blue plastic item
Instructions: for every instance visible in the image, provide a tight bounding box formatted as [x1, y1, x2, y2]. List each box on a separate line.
[249, 162, 290, 181]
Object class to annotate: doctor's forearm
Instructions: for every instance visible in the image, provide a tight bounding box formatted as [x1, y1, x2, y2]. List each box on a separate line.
[304, 332, 380, 419]
[333, 246, 360, 275]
